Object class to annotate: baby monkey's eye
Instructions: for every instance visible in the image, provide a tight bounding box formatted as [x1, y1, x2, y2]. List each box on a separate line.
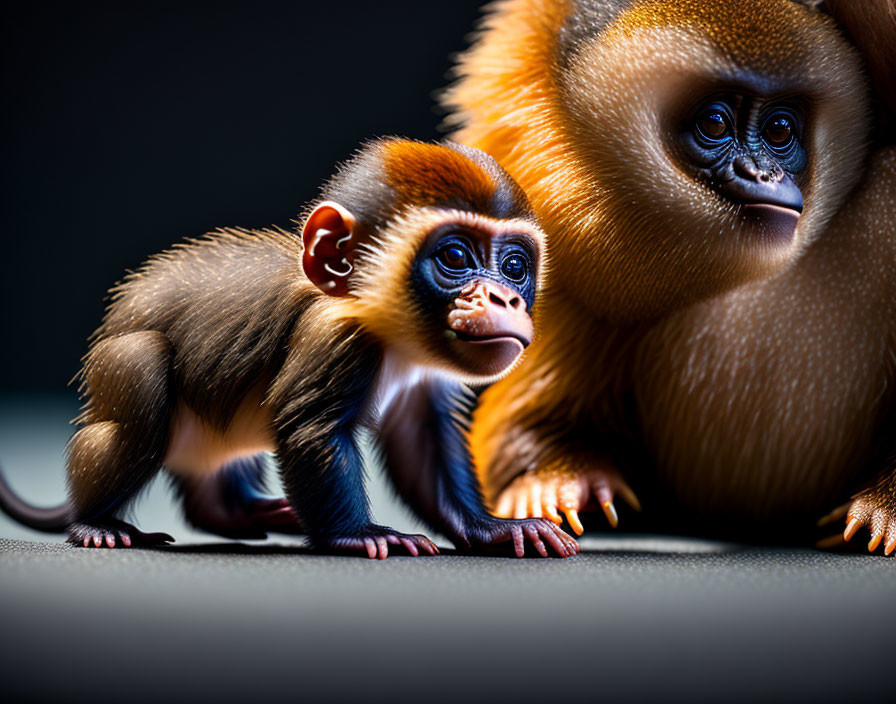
[501, 253, 528, 282]
[437, 244, 470, 270]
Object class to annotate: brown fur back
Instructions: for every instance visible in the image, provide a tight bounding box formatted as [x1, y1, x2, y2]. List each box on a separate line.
[91, 227, 318, 430]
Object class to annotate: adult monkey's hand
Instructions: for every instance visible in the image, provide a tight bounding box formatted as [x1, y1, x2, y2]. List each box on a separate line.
[494, 458, 640, 535]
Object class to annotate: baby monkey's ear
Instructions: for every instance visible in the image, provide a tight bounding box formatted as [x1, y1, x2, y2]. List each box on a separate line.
[301, 201, 358, 296]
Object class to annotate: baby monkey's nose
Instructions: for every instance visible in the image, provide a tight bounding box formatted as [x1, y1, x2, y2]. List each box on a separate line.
[488, 289, 522, 310]
[449, 280, 533, 348]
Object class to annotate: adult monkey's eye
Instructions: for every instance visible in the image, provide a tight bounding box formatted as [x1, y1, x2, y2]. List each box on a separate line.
[501, 253, 528, 282]
[762, 114, 795, 149]
[695, 110, 730, 141]
[438, 244, 470, 270]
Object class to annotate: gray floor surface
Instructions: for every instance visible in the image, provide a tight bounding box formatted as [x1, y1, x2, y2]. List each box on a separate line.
[1, 394, 894, 703]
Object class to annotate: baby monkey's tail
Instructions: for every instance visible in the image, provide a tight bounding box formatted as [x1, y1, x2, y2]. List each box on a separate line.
[0, 465, 69, 532]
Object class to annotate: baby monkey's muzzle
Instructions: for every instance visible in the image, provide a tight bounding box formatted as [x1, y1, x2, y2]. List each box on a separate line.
[447, 280, 533, 349]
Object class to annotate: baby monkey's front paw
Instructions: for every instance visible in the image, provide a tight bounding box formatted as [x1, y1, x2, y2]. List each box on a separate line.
[323, 526, 439, 560]
[818, 483, 896, 556]
[464, 517, 579, 558]
[494, 464, 640, 535]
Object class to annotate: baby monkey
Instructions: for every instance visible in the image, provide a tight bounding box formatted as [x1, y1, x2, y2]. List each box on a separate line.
[0, 138, 577, 559]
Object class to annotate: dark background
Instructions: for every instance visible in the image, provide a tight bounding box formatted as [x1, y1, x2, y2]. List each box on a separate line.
[1, 0, 484, 392]
[1, 6, 893, 703]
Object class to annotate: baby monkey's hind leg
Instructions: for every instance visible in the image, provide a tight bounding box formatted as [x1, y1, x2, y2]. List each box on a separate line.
[67, 331, 175, 548]
[178, 454, 304, 540]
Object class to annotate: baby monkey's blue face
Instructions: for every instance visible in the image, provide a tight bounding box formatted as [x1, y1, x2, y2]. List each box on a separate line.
[411, 221, 541, 380]
[423, 225, 538, 308]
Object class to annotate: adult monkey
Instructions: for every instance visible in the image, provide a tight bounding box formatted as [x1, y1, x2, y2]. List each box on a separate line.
[437, 0, 896, 552]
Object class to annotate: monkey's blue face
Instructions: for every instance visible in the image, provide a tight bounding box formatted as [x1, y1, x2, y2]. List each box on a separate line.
[411, 225, 539, 379]
[420, 229, 537, 309]
[678, 92, 807, 242]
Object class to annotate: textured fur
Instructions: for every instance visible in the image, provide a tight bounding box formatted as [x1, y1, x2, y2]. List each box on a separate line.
[443, 0, 896, 539]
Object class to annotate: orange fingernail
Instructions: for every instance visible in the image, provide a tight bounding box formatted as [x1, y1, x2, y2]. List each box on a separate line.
[868, 533, 882, 552]
[885, 538, 895, 556]
[602, 501, 619, 529]
[844, 517, 860, 542]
